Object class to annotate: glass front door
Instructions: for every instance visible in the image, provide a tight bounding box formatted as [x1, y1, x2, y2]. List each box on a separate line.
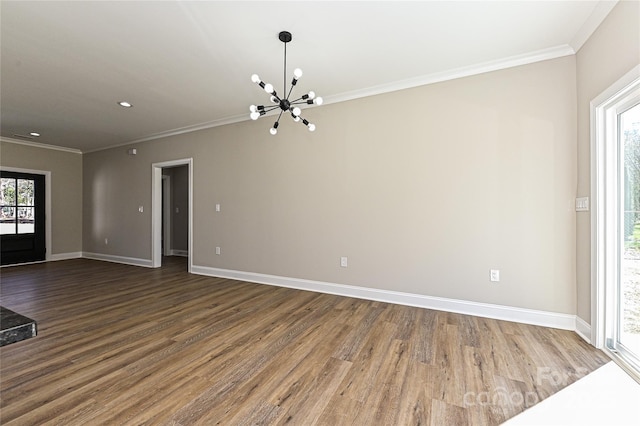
[0, 171, 46, 265]
[618, 103, 640, 366]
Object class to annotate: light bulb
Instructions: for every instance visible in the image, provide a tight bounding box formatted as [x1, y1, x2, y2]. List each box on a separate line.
[292, 107, 301, 116]
[292, 115, 300, 122]
[264, 83, 273, 94]
[293, 68, 303, 78]
[250, 112, 260, 120]
[315, 96, 323, 105]
[250, 105, 257, 113]
[270, 127, 277, 135]
[251, 74, 260, 83]
[308, 123, 316, 132]
[270, 96, 278, 103]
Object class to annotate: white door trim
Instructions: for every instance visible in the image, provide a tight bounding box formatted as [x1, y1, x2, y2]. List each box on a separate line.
[590, 64, 640, 347]
[162, 174, 172, 256]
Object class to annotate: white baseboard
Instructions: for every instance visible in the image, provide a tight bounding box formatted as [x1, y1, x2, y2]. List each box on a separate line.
[191, 265, 577, 331]
[82, 252, 153, 268]
[575, 316, 592, 343]
[169, 249, 189, 257]
[49, 252, 82, 261]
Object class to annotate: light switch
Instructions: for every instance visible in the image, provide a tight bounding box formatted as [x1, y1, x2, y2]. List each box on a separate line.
[138, 206, 144, 213]
[575, 197, 589, 212]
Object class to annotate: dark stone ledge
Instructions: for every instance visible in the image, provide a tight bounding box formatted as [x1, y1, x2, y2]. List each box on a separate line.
[0, 306, 37, 347]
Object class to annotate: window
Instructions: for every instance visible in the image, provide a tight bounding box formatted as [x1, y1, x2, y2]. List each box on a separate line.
[0, 177, 36, 235]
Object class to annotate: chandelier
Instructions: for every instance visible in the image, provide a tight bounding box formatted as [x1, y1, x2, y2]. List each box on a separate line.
[249, 31, 323, 135]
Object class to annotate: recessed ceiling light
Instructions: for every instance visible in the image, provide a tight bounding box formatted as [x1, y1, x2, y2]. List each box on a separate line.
[29, 132, 41, 137]
[118, 101, 133, 108]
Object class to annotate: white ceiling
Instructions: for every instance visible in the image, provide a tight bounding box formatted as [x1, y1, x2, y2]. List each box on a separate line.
[0, 1, 617, 153]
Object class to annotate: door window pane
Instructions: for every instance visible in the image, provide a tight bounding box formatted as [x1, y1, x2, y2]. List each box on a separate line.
[620, 103, 640, 361]
[1, 178, 16, 205]
[0, 207, 16, 235]
[17, 179, 34, 206]
[17, 207, 35, 234]
[1, 178, 17, 235]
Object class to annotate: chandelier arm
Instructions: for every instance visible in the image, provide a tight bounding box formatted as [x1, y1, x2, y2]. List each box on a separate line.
[289, 111, 304, 123]
[275, 109, 284, 125]
[261, 105, 281, 114]
[292, 112, 315, 129]
[285, 83, 296, 102]
[289, 98, 310, 105]
[269, 90, 280, 101]
[256, 78, 282, 100]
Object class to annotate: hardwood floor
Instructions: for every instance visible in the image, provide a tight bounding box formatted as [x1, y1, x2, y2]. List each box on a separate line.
[0, 258, 609, 425]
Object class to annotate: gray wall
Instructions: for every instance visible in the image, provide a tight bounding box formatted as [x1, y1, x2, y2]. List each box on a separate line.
[83, 55, 578, 314]
[0, 140, 83, 256]
[575, 0, 640, 324]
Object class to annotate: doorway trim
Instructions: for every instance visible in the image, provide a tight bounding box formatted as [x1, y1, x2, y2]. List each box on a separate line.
[0, 166, 51, 262]
[590, 65, 640, 381]
[162, 174, 172, 256]
[152, 158, 193, 272]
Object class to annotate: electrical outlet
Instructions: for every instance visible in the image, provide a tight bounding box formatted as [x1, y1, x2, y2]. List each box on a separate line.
[490, 269, 500, 282]
[104, 238, 108, 245]
[215, 246, 221, 255]
[216, 204, 221, 212]
[340, 257, 348, 267]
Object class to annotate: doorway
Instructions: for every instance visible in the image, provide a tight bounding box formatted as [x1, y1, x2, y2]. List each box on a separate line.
[161, 166, 189, 259]
[152, 159, 193, 272]
[0, 170, 46, 265]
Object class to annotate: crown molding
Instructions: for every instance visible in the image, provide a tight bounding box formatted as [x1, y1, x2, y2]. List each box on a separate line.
[325, 44, 576, 106]
[570, 0, 618, 52]
[0, 136, 82, 154]
[81, 114, 250, 153]
[129, 114, 249, 145]
[84, 44, 576, 152]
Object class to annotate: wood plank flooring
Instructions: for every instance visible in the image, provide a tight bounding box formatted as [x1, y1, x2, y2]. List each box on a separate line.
[0, 257, 609, 425]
